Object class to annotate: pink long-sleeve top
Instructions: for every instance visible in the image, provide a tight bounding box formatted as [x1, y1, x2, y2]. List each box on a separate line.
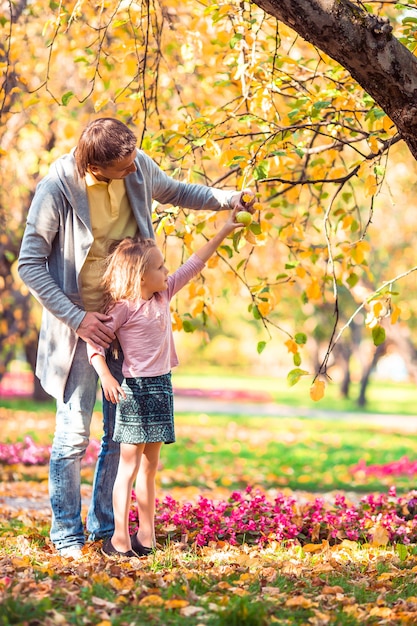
[87, 253, 205, 378]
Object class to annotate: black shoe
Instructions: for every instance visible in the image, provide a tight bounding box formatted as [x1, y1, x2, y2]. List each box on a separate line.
[131, 533, 153, 556]
[101, 538, 138, 560]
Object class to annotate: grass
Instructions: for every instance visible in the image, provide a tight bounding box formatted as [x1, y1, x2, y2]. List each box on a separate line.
[172, 371, 417, 415]
[2, 372, 417, 492]
[159, 413, 417, 492]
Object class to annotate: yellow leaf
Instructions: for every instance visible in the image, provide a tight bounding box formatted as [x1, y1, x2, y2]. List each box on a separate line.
[257, 300, 272, 316]
[373, 301, 383, 317]
[367, 136, 379, 153]
[351, 241, 370, 264]
[383, 115, 393, 133]
[306, 278, 322, 301]
[244, 230, 258, 245]
[191, 300, 204, 315]
[390, 303, 401, 324]
[310, 380, 325, 402]
[364, 174, 377, 197]
[11, 556, 31, 569]
[164, 223, 175, 235]
[139, 594, 165, 607]
[377, 572, 395, 581]
[164, 599, 189, 609]
[342, 214, 353, 230]
[285, 339, 298, 354]
[183, 232, 193, 248]
[285, 595, 315, 608]
[369, 607, 394, 618]
[171, 311, 183, 331]
[322, 585, 344, 595]
[93, 95, 111, 112]
[207, 256, 219, 268]
[219, 149, 248, 168]
[110, 576, 134, 592]
[303, 543, 324, 553]
[370, 523, 389, 546]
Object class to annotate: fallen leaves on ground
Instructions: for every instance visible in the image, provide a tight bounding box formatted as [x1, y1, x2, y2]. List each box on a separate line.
[2, 492, 417, 625]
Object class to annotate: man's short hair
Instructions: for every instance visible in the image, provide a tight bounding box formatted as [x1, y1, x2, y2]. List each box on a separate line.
[75, 118, 137, 177]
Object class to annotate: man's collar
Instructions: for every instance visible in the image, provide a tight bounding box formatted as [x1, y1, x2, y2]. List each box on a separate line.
[85, 171, 108, 186]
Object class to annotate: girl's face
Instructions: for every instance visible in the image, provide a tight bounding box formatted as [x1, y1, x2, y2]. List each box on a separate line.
[140, 247, 169, 300]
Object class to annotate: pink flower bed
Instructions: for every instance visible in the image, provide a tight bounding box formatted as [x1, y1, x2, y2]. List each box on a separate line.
[129, 486, 417, 547]
[351, 457, 417, 478]
[0, 435, 100, 466]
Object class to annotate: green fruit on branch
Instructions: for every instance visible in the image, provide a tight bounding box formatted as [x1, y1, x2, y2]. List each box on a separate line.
[236, 210, 253, 226]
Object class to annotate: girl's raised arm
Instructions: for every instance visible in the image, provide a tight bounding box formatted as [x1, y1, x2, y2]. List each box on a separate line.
[194, 209, 244, 264]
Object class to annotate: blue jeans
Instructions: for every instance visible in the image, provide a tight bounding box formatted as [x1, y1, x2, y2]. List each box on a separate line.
[49, 340, 122, 550]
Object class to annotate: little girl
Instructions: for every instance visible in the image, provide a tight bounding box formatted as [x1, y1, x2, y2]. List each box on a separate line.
[87, 210, 244, 559]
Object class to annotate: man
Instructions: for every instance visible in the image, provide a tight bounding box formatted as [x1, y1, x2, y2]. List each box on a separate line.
[18, 117, 253, 559]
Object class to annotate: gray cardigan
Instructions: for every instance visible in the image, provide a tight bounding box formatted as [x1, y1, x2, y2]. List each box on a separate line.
[18, 148, 233, 400]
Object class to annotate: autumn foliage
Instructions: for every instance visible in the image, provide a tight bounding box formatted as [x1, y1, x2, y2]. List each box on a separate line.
[2, 1, 417, 400]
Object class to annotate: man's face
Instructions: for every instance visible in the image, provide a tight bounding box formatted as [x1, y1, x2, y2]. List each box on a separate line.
[89, 149, 137, 182]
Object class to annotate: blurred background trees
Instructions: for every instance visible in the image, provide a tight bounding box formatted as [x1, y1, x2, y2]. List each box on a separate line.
[2, 0, 417, 404]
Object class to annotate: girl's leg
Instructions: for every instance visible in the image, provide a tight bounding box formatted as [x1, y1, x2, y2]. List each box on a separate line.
[87, 349, 123, 540]
[111, 442, 144, 552]
[135, 442, 163, 547]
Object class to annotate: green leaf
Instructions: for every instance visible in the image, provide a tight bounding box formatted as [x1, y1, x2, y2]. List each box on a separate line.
[396, 543, 409, 561]
[182, 320, 195, 333]
[312, 100, 331, 111]
[61, 91, 74, 106]
[257, 341, 266, 354]
[230, 33, 243, 48]
[192, 138, 206, 147]
[295, 333, 307, 345]
[347, 273, 359, 288]
[249, 222, 262, 235]
[220, 244, 233, 259]
[287, 368, 309, 387]
[252, 306, 261, 320]
[293, 352, 301, 366]
[232, 230, 243, 253]
[254, 163, 268, 180]
[372, 325, 386, 346]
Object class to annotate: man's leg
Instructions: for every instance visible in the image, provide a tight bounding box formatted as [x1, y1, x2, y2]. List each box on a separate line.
[87, 350, 122, 540]
[49, 340, 98, 551]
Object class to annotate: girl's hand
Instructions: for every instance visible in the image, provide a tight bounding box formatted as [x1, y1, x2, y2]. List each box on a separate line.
[223, 207, 248, 233]
[102, 373, 126, 404]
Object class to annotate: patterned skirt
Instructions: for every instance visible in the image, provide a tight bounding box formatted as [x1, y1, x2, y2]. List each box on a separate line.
[113, 373, 174, 444]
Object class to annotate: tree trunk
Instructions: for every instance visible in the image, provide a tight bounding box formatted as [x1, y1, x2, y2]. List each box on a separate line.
[357, 343, 386, 407]
[24, 341, 52, 403]
[252, 0, 417, 160]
